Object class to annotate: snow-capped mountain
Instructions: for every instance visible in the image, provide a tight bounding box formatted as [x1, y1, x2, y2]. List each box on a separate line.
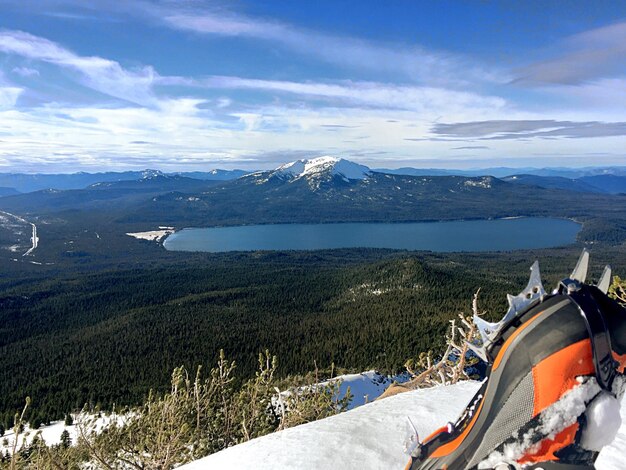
[273, 156, 371, 182]
[246, 156, 372, 189]
[140, 169, 164, 179]
[179, 380, 626, 470]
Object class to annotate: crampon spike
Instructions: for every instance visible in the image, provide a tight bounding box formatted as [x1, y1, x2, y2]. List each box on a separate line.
[505, 261, 545, 322]
[597, 265, 612, 294]
[473, 260, 545, 346]
[465, 340, 489, 363]
[472, 315, 499, 343]
[404, 416, 421, 457]
[571, 248, 590, 284]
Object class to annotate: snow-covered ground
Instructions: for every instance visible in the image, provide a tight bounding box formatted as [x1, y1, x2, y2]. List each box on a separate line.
[22, 221, 38, 256]
[316, 370, 409, 409]
[180, 381, 626, 470]
[126, 228, 175, 242]
[0, 209, 36, 256]
[0, 413, 122, 454]
[4, 377, 623, 468]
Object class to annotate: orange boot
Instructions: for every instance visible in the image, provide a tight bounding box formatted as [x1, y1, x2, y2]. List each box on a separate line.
[406, 250, 625, 470]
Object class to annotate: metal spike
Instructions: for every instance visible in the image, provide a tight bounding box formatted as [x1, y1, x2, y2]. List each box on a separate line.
[508, 261, 545, 314]
[571, 248, 590, 284]
[598, 265, 612, 294]
[524, 261, 546, 298]
[465, 340, 489, 363]
[472, 260, 545, 344]
[406, 416, 420, 443]
[403, 416, 422, 457]
[473, 315, 499, 343]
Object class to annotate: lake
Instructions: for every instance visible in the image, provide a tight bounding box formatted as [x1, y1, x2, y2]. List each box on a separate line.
[162, 218, 581, 253]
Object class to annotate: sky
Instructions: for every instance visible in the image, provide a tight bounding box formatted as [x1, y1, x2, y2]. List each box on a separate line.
[1, 1, 626, 173]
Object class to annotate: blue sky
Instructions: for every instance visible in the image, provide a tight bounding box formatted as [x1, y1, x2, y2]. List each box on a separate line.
[1, 0, 626, 172]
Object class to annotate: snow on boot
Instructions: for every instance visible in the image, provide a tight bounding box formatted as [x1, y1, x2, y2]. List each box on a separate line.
[405, 250, 626, 470]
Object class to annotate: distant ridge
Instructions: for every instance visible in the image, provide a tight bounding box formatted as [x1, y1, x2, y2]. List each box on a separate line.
[0, 187, 20, 197]
[0, 169, 251, 193]
[502, 174, 605, 194]
[374, 166, 626, 179]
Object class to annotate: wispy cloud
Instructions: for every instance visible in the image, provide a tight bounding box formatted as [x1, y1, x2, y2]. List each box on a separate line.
[160, 75, 506, 113]
[0, 86, 23, 109]
[11, 66, 40, 77]
[432, 120, 626, 140]
[514, 21, 626, 85]
[0, 30, 157, 106]
[162, 9, 503, 86]
[451, 146, 489, 150]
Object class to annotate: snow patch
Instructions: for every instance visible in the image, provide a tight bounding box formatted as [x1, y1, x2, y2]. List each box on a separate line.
[464, 177, 493, 189]
[126, 228, 175, 242]
[275, 156, 370, 181]
[180, 375, 626, 470]
[318, 371, 408, 409]
[180, 381, 482, 470]
[0, 413, 124, 454]
[581, 392, 622, 451]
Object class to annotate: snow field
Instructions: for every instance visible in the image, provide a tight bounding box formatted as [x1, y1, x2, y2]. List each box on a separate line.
[181, 380, 626, 470]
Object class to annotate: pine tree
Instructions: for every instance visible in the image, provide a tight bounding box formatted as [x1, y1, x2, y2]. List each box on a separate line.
[60, 429, 72, 449]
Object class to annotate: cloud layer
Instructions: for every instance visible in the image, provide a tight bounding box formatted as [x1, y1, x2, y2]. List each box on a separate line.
[0, 2, 626, 171]
[0, 30, 157, 106]
[433, 120, 626, 140]
[514, 21, 626, 85]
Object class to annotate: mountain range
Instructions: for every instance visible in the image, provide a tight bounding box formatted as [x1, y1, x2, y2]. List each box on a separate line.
[2, 161, 626, 194]
[120, 157, 625, 230]
[2, 156, 626, 263]
[0, 169, 248, 193]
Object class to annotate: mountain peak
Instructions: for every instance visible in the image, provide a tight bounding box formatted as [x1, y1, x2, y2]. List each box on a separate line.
[274, 156, 370, 182]
[141, 169, 164, 180]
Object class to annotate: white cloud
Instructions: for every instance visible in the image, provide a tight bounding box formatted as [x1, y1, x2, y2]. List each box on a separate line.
[0, 30, 157, 106]
[0, 86, 23, 109]
[12, 66, 40, 77]
[162, 11, 504, 86]
[514, 21, 626, 85]
[543, 78, 626, 113]
[160, 75, 507, 114]
[432, 119, 626, 140]
[1, 98, 625, 171]
[216, 97, 232, 108]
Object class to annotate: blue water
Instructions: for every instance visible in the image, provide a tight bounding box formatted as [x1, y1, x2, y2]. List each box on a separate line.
[163, 218, 581, 253]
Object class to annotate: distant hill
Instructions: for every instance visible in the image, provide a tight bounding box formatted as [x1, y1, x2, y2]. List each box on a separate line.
[174, 169, 251, 181]
[0, 169, 249, 193]
[0, 175, 218, 213]
[0, 187, 20, 197]
[579, 175, 626, 194]
[88, 174, 218, 192]
[373, 167, 458, 177]
[376, 166, 626, 179]
[502, 175, 605, 193]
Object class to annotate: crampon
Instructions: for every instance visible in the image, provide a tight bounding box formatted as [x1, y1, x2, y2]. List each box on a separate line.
[404, 249, 626, 470]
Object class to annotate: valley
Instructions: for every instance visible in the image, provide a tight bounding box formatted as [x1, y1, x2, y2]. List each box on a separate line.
[1, 158, 626, 429]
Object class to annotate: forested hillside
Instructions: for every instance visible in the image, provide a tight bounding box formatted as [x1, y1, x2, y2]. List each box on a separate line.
[2, 246, 624, 428]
